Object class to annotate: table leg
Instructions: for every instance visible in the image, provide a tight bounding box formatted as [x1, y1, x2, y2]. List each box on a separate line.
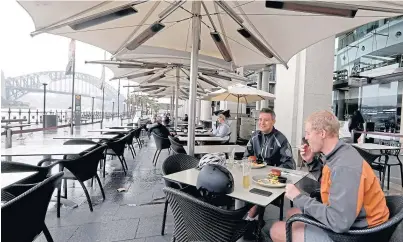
[256, 206, 266, 242]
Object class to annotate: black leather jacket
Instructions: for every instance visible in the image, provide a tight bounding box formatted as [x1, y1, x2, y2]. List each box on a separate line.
[244, 128, 296, 169]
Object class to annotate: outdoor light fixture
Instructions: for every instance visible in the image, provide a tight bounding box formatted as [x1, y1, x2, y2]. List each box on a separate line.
[210, 32, 233, 62]
[126, 22, 166, 51]
[265, 1, 357, 18]
[237, 27, 274, 59]
[158, 0, 185, 19]
[147, 74, 166, 83]
[126, 70, 156, 80]
[215, 1, 244, 25]
[69, 5, 138, 30]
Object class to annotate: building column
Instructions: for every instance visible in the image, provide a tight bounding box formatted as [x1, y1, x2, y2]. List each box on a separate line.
[336, 90, 345, 120]
[256, 72, 262, 111]
[274, 36, 335, 165]
[200, 100, 212, 121]
[196, 99, 201, 123]
[261, 67, 270, 108]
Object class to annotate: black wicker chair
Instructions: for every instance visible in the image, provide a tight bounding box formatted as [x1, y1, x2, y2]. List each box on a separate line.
[379, 140, 403, 189]
[104, 135, 129, 176]
[353, 146, 388, 190]
[40, 145, 107, 218]
[1, 162, 51, 202]
[1, 172, 64, 242]
[161, 154, 199, 235]
[133, 127, 144, 149]
[168, 136, 187, 154]
[163, 187, 253, 242]
[126, 130, 137, 159]
[152, 133, 171, 166]
[286, 195, 403, 242]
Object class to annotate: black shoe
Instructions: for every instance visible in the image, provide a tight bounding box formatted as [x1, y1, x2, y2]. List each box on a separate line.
[243, 220, 267, 241]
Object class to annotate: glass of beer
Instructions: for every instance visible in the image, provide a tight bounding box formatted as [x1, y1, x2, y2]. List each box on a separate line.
[242, 159, 251, 189]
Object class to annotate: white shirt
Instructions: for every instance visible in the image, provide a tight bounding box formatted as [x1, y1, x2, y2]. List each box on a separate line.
[212, 122, 230, 137]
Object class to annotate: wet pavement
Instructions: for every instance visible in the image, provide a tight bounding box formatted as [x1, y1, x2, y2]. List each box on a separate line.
[1, 119, 402, 242]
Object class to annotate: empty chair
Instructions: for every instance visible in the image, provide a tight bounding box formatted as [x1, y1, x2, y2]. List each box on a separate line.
[353, 146, 388, 190]
[163, 187, 253, 242]
[152, 133, 171, 166]
[125, 130, 137, 159]
[104, 135, 129, 176]
[161, 154, 199, 235]
[168, 136, 186, 154]
[42, 145, 107, 217]
[2, 172, 64, 242]
[1, 162, 50, 202]
[286, 195, 403, 242]
[133, 128, 144, 149]
[379, 140, 403, 188]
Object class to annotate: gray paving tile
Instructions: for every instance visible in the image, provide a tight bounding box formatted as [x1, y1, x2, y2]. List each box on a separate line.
[136, 216, 174, 238]
[67, 218, 139, 242]
[34, 225, 79, 242]
[144, 235, 173, 242]
[114, 204, 165, 220]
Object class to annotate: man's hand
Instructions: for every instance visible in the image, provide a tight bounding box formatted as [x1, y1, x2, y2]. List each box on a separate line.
[285, 184, 301, 201]
[299, 144, 314, 163]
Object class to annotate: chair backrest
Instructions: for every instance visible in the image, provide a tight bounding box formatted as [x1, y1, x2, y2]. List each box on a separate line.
[152, 133, 171, 150]
[133, 127, 142, 139]
[163, 187, 250, 242]
[352, 146, 382, 164]
[1, 172, 63, 242]
[62, 145, 107, 181]
[107, 135, 128, 156]
[109, 127, 125, 129]
[63, 139, 98, 145]
[380, 140, 401, 156]
[168, 136, 186, 154]
[126, 130, 136, 145]
[1, 161, 48, 174]
[162, 154, 199, 188]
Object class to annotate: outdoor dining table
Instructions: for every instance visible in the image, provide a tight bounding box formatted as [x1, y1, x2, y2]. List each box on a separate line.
[177, 136, 228, 142]
[352, 143, 401, 151]
[53, 134, 118, 140]
[105, 126, 136, 129]
[1, 144, 97, 208]
[1, 172, 37, 190]
[184, 145, 245, 155]
[88, 129, 130, 133]
[176, 131, 213, 136]
[164, 165, 309, 240]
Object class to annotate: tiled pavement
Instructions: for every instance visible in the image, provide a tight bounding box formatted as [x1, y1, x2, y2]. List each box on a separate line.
[2, 121, 402, 242]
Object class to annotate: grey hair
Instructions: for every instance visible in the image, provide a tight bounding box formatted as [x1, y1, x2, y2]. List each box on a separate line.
[260, 108, 276, 120]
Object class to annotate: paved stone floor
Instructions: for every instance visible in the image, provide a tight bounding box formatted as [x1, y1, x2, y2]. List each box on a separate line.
[2, 120, 402, 242]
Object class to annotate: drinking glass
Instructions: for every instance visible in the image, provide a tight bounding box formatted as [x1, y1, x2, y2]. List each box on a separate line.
[242, 159, 251, 189]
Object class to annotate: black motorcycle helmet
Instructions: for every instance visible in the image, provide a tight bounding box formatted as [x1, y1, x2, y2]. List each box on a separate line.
[196, 164, 234, 205]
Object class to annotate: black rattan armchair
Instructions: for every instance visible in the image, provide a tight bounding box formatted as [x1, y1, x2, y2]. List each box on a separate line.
[286, 195, 403, 242]
[163, 187, 253, 242]
[1, 172, 64, 242]
[168, 136, 187, 154]
[42, 145, 107, 218]
[133, 127, 144, 149]
[379, 140, 403, 189]
[353, 146, 388, 190]
[161, 154, 199, 235]
[126, 130, 137, 159]
[152, 133, 171, 166]
[104, 135, 129, 176]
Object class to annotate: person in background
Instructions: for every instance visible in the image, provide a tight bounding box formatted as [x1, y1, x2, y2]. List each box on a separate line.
[348, 110, 364, 143]
[146, 116, 171, 138]
[269, 110, 389, 242]
[211, 114, 230, 138]
[183, 114, 188, 122]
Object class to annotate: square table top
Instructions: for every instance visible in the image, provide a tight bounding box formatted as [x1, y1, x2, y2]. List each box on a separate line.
[1, 144, 95, 157]
[163, 166, 308, 207]
[178, 136, 228, 142]
[352, 143, 401, 150]
[88, 129, 130, 133]
[1, 172, 37, 189]
[184, 145, 245, 154]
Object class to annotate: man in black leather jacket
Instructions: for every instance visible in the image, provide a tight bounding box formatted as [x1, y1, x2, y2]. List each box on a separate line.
[244, 108, 296, 169]
[146, 117, 171, 138]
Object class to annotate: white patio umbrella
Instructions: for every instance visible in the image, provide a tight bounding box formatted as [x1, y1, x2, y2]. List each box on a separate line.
[205, 85, 275, 120]
[19, 0, 403, 155]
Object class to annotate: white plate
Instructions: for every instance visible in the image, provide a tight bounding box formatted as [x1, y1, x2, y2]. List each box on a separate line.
[251, 163, 266, 169]
[252, 175, 286, 188]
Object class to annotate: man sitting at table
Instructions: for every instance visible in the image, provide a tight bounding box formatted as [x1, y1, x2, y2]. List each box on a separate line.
[146, 117, 171, 138]
[244, 108, 295, 169]
[269, 110, 389, 242]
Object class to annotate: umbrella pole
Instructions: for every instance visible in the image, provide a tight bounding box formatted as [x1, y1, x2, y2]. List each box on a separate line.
[70, 57, 75, 135]
[187, 1, 201, 156]
[101, 87, 105, 129]
[175, 67, 179, 131]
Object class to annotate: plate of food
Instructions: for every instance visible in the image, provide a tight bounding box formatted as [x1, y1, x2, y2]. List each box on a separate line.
[248, 156, 266, 169]
[252, 169, 288, 188]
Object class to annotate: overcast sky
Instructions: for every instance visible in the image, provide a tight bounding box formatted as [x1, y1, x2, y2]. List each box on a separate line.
[0, 0, 116, 87]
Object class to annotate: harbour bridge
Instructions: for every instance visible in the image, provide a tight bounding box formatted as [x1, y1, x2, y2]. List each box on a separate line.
[2, 71, 125, 105]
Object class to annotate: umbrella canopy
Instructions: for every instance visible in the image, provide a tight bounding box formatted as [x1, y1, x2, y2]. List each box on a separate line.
[206, 85, 276, 103]
[18, 1, 401, 67]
